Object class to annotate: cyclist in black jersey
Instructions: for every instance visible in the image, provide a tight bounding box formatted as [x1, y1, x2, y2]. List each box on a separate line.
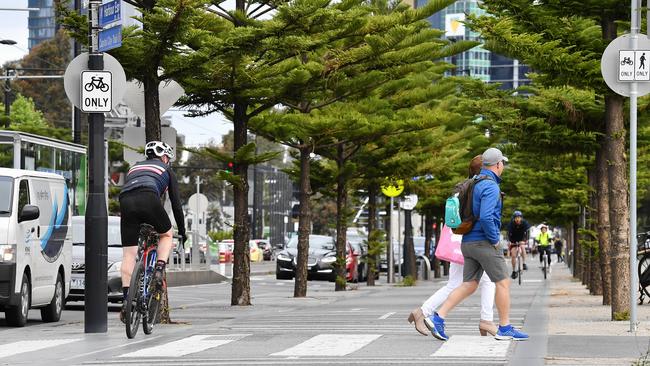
[507, 211, 531, 279]
[118, 141, 186, 322]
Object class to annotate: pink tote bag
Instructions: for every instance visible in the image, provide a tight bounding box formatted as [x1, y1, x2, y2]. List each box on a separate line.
[435, 225, 464, 264]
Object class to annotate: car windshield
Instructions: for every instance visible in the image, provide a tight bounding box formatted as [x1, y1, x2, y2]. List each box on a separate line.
[0, 177, 12, 215]
[287, 236, 335, 250]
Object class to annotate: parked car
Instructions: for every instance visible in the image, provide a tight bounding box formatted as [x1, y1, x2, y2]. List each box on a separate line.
[0, 169, 72, 326]
[215, 240, 263, 262]
[67, 216, 123, 304]
[347, 228, 368, 282]
[276, 235, 357, 281]
[249, 240, 264, 262]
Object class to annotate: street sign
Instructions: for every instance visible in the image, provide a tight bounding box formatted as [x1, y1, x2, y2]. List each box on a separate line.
[64, 52, 127, 110]
[381, 179, 404, 198]
[98, 0, 121, 27]
[400, 194, 418, 210]
[601, 34, 650, 97]
[81, 71, 112, 113]
[122, 79, 185, 119]
[98, 25, 122, 52]
[188, 193, 209, 214]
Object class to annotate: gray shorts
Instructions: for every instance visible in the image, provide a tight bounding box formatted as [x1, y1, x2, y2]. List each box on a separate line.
[461, 240, 509, 283]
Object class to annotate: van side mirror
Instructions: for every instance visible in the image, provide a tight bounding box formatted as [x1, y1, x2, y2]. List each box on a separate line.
[19, 205, 39, 222]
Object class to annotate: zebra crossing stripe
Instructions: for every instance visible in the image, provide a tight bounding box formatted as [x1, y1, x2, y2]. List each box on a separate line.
[0, 339, 80, 358]
[431, 335, 510, 358]
[271, 334, 382, 357]
[119, 334, 250, 358]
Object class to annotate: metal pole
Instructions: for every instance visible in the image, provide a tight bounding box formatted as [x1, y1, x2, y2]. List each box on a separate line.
[73, 0, 82, 144]
[4, 68, 10, 128]
[398, 203, 402, 278]
[84, 0, 108, 334]
[193, 176, 200, 269]
[629, 0, 640, 333]
[388, 197, 394, 283]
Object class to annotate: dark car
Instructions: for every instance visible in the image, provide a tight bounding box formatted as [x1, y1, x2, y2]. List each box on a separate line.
[276, 235, 338, 281]
[67, 216, 123, 303]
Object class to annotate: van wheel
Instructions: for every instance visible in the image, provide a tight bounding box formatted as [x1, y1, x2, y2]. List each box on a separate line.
[41, 273, 64, 322]
[6, 273, 30, 327]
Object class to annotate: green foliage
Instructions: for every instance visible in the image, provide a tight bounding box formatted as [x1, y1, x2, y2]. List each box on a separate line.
[613, 311, 630, 321]
[209, 230, 234, 242]
[398, 275, 416, 287]
[1, 94, 72, 141]
[366, 229, 386, 277]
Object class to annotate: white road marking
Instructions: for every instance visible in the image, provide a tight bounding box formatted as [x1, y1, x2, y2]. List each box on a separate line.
[378, 312, 395, 320]
[0, 339, 80, 358]
[61, 336, 162, 361]
[271, 334, 381, 357]
[119, 334, 250, 358]
[431, 335, 510, 358]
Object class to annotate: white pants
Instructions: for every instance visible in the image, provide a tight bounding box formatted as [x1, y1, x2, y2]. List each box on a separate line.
[420, 262, 495, 321]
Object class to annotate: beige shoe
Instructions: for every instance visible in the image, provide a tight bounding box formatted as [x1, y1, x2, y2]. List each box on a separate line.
[479, 320, 498, 336]
[408, 308, 429, 336]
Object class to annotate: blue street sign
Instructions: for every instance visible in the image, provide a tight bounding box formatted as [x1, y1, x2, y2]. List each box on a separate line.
[98, 0, 121, 27]
[98, 25, 122, 52]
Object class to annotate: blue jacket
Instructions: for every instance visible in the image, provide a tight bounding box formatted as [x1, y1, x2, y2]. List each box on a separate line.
[462, 169, 502, 245]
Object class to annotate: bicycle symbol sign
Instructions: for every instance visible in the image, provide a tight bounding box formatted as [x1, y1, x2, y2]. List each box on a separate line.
[619, 50, 650, 82]
[80, 71, 112, 112]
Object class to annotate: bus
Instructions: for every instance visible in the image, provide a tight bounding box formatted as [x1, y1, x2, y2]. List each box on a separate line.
[0, 131, 87, 215]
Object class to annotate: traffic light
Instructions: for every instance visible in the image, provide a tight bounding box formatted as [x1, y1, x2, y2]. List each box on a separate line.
[224, 161, 234, 173]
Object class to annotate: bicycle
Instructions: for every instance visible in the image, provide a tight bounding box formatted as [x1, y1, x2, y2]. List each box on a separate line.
[84, 76, 110, 92]
[513, 242, 524, 285]
[124, 224, 162, 339]
[541, 248, 548, 280]
[637, 231, 650, 304]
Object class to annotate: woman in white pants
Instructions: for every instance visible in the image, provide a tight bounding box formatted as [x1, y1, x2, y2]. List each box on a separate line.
[408, 155, 497, 337]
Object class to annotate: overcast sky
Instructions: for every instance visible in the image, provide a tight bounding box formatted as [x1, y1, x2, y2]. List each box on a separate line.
[0, 2, 232, 147]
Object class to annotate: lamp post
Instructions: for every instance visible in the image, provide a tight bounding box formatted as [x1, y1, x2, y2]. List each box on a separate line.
[0, 40, 16, 127]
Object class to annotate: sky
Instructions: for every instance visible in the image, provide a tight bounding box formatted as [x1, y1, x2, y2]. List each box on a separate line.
[0, 1, 233, 147]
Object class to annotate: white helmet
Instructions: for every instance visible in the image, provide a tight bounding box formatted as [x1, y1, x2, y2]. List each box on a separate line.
[144, 141, 175, 160]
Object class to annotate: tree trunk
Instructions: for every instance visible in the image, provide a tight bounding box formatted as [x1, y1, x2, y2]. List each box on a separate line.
[597, 147, 612, 305]
[606, 92, 631, 319]
[143, 73, 161, 142]
[294, 146, 312, 297]
[433, 218, 441, 278]
[424, 213, 433, 260]
[573, 221, 581, 280]
[335, 144, 348, 291]
[403, 209, 416, 279]
[588, 169, 602, 295]
[603, 12, 630, 321]
[367, 184, 377, 286]
[231, 101, 251, 306]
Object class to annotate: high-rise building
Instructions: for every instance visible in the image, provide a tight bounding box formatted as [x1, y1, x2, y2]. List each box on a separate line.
[28, 0, 58, 50]
[414, 0, 530, 89]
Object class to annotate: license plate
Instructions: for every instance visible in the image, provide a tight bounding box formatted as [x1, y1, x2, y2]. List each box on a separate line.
[71, 278, 85, 289]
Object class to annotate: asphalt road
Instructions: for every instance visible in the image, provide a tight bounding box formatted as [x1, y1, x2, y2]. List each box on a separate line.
[0, 261, 550, 366]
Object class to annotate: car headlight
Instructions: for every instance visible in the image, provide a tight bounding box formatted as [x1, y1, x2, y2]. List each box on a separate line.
[277, 254, 292, 261]
[108, 261, 122, 274]
[321, 256, 336, 264]
[0, 244, 16, 262]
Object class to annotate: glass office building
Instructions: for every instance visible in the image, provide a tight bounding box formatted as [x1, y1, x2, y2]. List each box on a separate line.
[28, 0, 58, 50]
[414, 0, 530, 89]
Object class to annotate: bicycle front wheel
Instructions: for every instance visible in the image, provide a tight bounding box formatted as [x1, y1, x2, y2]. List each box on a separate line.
[125, 259, 144, 339]
[517, 255, 522, 285]
[143, 277, 161, 335]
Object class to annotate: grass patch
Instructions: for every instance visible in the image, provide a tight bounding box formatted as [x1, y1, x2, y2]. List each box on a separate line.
[613, 311, 630, 321]
[396, 275, 416, 287]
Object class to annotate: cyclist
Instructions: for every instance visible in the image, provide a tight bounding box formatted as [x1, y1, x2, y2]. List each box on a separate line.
[507, 210, 530, 279]
[536, 225, 552, 271]
[118, 141, 186, 322]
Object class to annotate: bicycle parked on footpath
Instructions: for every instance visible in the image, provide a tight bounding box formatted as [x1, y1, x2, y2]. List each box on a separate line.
[125, 224, 162, 339]
[637, 231, 650, 304]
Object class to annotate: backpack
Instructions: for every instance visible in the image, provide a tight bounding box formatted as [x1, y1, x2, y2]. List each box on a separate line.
[444, 175, 493, 235]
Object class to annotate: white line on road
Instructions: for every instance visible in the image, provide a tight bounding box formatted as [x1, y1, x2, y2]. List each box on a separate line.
[431, 335, 510, 358]
[0, 339, 80, 358]
[61, 336, 162, 361]
[271, 334, 382, 357]
[378, 312, 395, 320]
[119, 334, 250, 358]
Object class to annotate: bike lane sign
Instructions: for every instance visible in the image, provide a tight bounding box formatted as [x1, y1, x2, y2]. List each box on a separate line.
[81, 71, 112, 113]
[619, 50, 636, 81]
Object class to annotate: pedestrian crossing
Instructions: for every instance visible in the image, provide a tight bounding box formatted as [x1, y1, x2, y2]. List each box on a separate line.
[0, 331, 513, 365]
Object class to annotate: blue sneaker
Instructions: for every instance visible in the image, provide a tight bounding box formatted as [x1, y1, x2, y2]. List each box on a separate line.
[495, 324, 529, 341]
[424, 312, 449, 341]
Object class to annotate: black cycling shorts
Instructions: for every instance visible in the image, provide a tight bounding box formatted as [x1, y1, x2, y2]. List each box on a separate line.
[119, 190, 172, 247]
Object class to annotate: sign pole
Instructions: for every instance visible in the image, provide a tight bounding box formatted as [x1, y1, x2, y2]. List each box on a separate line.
[85, 0, 108, 334]
[388, 197, 394, 284]
[629, 0, 640, 333]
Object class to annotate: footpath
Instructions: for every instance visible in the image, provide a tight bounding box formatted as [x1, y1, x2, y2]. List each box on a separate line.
[543, 263, 650, 365]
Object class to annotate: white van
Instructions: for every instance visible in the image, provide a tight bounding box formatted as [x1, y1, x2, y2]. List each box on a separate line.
[0, 168, 72, 326]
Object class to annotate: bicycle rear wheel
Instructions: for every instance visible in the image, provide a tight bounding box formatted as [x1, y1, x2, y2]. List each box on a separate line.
[638, 255, 650, 299]
[125, 258, 144, 339]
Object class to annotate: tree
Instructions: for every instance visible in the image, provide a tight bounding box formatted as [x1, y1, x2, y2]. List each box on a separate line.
[1, 94, 72, 141]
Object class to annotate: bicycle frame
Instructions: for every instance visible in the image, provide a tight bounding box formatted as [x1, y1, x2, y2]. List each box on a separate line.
[139, 243, 158, 307]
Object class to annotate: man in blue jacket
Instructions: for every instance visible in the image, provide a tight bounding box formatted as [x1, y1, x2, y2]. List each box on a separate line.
[425, 147, 529, 341]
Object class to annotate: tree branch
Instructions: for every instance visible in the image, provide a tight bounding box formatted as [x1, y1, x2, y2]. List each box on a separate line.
[206, 6, 235, 22]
